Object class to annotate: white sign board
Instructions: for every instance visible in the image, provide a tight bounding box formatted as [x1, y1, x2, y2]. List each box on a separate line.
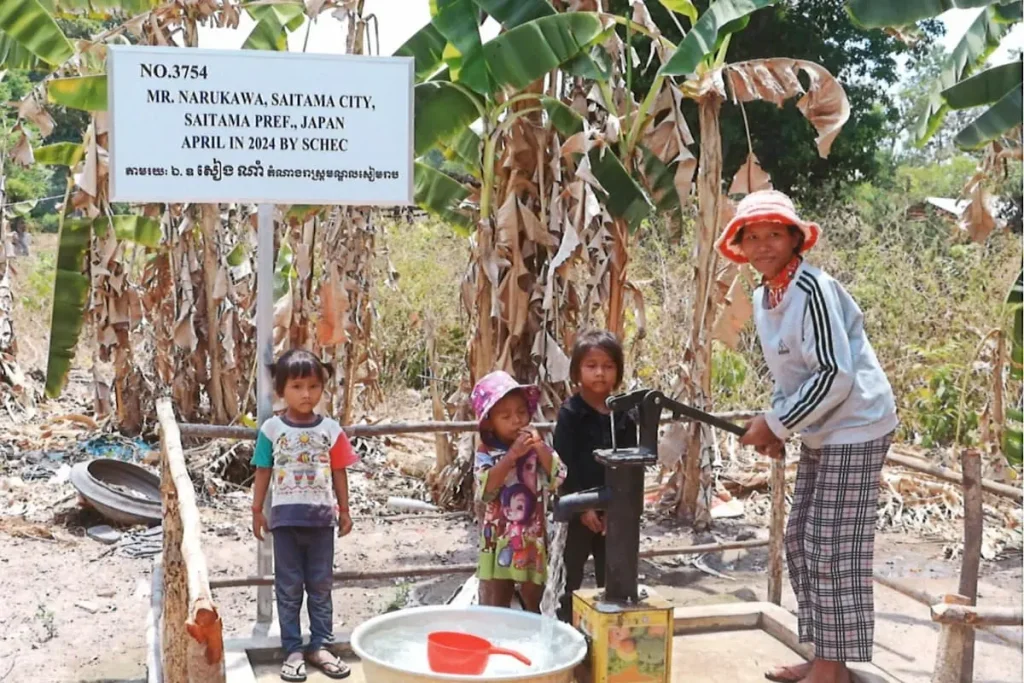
[108, 45, 413, 205]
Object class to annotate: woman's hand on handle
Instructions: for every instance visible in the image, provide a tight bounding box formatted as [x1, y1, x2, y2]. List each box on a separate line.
[741, 415, 781, 450]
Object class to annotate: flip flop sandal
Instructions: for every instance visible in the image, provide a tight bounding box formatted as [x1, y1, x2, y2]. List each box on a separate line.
[280, 659, 306, 682]
[307, 651, 351, 680]
[764, 664, 808, 682]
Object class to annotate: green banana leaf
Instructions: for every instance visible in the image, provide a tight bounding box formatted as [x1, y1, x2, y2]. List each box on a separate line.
[414, 161, 474, 234]
[914, 5, 1012, 144]
[227, 243, 248, 267]
[94, 215, 162, 248]
[274, 240, 294, 302]
[846, 0, 1005, 27]
[0, 32, 46, 70]
[394, 23, 448, 81]
[993, 0, 1024, 22]
[47, 75, 107, 112]
[942, 60, 1023, 109]
[659, 0, 700, 26]
[541, 96, 584, 138]
[563, 42, 614, 81]
[471, 0, 556, 28]
[640, 146, 682, 213]
[243, 2, 304, 51]
[0, 0, 73, 68]
[955, 80, 1023, 148]
[659, 0, 777, 76]
[444, 127, 483, 172]
[414, 81, 483, 157]
[33, 142, 84, 166]
[587, 148, 654, 231]
[45, 217, 92, 398]
[480, 13, 604, 92]
[431, 0, 491, 91]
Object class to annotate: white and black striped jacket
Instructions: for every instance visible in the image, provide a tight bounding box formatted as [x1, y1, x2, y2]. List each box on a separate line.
[755, 262, 898, 448]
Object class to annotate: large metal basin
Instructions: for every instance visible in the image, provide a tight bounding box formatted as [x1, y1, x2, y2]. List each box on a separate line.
[351, 606, 586, 683]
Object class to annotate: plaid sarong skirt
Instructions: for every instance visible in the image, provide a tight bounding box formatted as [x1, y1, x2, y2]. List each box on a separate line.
[785, 432, 894, 662]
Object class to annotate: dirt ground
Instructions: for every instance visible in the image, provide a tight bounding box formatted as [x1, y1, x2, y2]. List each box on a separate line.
[1, 498, 1021, 683]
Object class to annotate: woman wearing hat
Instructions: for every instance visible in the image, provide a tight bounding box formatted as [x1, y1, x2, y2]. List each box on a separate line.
[722, 191, 898, 683]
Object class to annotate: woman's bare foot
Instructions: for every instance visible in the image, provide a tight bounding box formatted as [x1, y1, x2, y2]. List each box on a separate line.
[800, 659, 850, 683]
[764, 661, 812, 682]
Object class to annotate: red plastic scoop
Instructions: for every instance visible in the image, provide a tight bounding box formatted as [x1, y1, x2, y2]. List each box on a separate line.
[427, 631, 532, 675]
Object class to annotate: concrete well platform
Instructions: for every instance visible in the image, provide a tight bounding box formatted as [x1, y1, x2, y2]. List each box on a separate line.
[226, 602, 900, 683]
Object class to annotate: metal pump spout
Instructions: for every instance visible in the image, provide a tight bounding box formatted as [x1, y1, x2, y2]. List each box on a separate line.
[552, 487, 611, 522]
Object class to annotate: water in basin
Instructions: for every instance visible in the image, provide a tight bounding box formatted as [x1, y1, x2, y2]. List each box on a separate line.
[352, 606, 586, 682]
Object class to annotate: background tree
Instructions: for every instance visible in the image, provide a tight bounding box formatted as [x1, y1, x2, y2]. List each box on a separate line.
[608, 0, 942, 202]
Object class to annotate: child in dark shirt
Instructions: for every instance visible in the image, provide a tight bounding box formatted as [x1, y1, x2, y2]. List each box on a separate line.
[553, 330, 637, 621]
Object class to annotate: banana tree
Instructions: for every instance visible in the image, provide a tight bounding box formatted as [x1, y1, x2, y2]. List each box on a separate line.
[620, 0, 850, 526]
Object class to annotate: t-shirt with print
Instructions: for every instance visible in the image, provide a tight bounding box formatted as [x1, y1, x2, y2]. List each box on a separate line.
[474, 445, 566, 586]
[251, 415, 358, 529]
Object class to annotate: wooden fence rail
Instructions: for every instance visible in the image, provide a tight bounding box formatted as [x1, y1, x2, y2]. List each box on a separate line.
[158, 398, 226, 683]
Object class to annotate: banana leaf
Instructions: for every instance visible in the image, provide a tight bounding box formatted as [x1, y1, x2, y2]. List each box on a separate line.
[588, 148, 654, 231]
[395, 23, 448, 81]
[444, 127, 483, 173]
[480, 13, 604, 92]
[33, 142, 84, 166]
[471, 0, 556, 28]
[541, 96, 584, 138]
[563, 42, 614, 81]
[431, 0, 492, 91]
[414, 81, 483, 157]
[274, 240, 294, 302]
[640, 146, 682, 213]
[94, 215, 162, 248]
[942, 60, 1023, 110]
[914, 5, 1012, 144]
[659, 0, 700, 26]
[47, 75, 107, 112]
[659, 0, 777, 77]
[993, 0, 1024, 22]
[0, 31, 46, 70]
[414, 161, 474, 234]
[0, 0, 73, 68]
[954, 81, 1022, 148]
[243, 2, 304, 51]
[846, 0, 1005, 28]
[45, 217, 92, 398]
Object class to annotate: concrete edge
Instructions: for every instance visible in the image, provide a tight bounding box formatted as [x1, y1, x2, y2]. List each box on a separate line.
[671, 601, 763, 634]
[756, 602, 904, 683]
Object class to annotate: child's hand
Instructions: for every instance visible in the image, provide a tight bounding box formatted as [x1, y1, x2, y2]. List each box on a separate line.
[581, 510, 605, 535]
[338, 511, 353, 537]
[506, 432, 534, 461]
[251, 508, 269, 541]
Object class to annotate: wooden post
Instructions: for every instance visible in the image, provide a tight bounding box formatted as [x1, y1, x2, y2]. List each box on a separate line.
[158, 398, 226, 683]
[931, 594, 972, 683]
[162, 426, 188, 683]
[958, 449, 983, 683]
[768, 453, 786, 605]
[255, 203, 275, 624]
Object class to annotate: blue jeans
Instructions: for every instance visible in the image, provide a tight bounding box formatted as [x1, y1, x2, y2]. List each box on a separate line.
[273, 526, 335, 654]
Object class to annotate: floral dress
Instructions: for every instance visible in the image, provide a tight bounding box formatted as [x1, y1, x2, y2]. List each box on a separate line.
[474, 446, 566, 585]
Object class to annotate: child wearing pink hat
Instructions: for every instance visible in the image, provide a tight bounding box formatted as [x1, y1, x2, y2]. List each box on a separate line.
[471, 370, 566, 611]
[720, 190, 897, 683]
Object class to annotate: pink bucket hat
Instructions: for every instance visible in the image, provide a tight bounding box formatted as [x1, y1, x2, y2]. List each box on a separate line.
[471, 371, 540, 428]
[715, 190, 820, 264]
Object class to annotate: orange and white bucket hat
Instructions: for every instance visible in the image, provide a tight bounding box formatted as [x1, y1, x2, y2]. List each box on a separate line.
[715, 190, 821, 264]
